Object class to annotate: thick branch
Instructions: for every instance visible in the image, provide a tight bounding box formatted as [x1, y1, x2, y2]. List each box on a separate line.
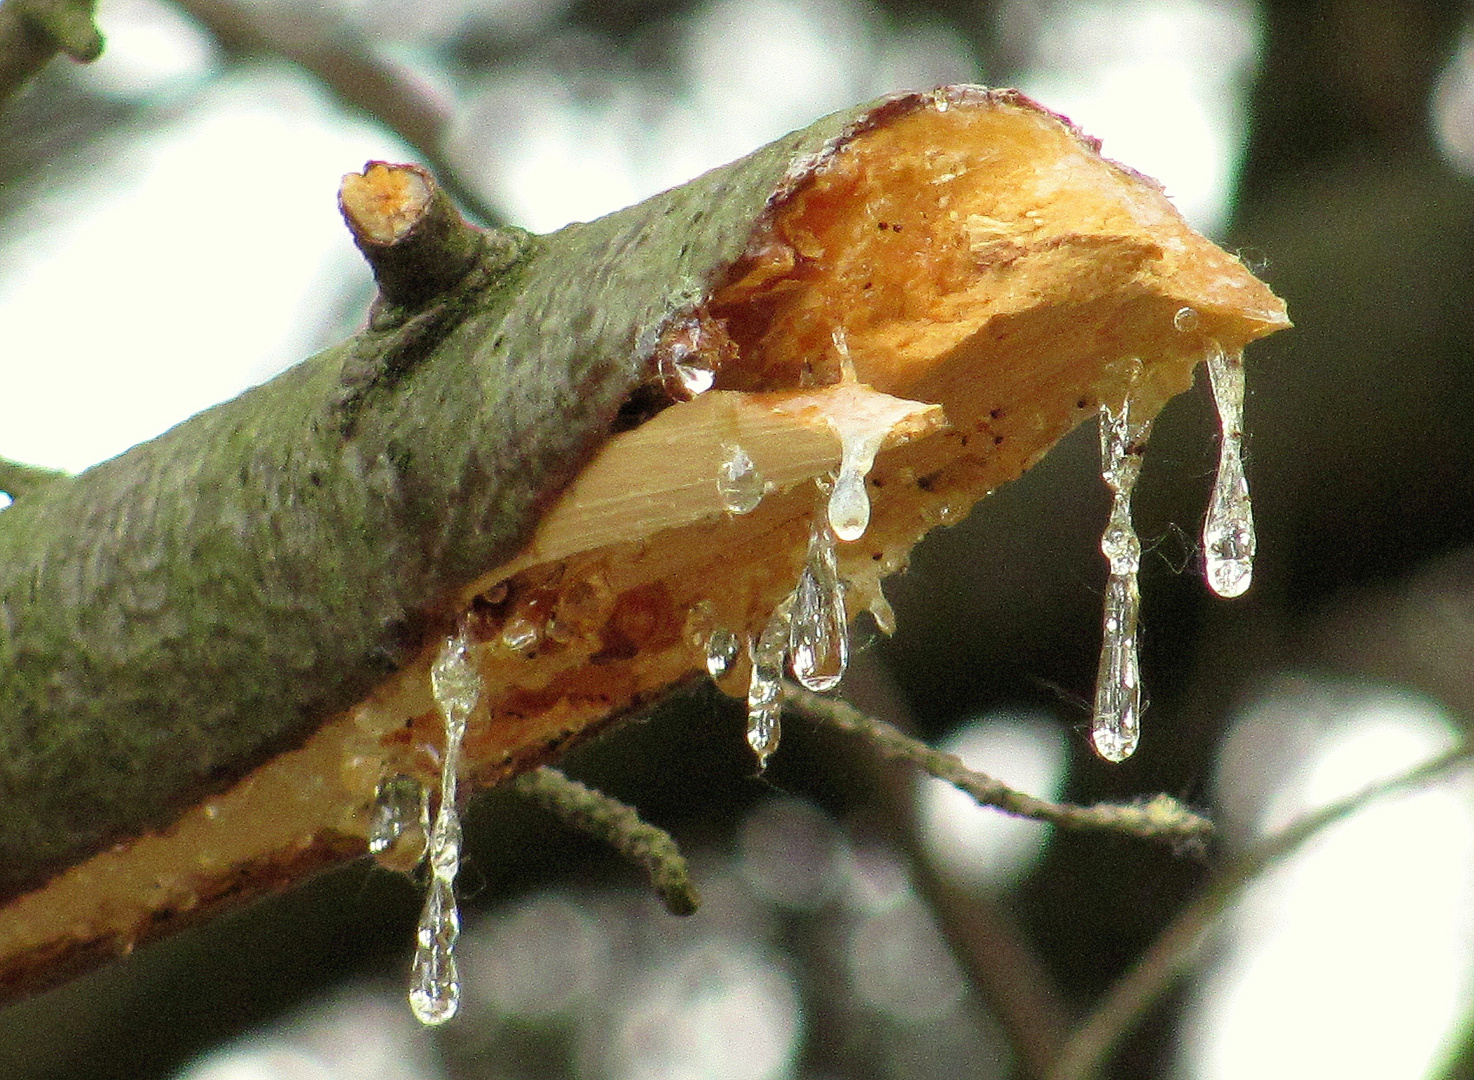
[0, 87, 1288, 1000]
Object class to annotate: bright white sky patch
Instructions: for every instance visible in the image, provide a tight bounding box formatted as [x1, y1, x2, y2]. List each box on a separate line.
[1007, 0, 1261, 235]
[1182, 685, 1474, 1080]
[599, 939, 802, 1080]
[0, 70, 402, 472]
[1432, 18, 1474, 176]
[917, 711, 1068, 889]
[453, 0, 979, 233]
[79, 0, 219, 98]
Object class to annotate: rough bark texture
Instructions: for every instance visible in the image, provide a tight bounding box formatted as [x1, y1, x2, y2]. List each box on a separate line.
[0, 87, 1288, 1000]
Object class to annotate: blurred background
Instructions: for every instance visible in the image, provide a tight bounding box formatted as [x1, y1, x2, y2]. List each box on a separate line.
[3, 0, 1474, 1077]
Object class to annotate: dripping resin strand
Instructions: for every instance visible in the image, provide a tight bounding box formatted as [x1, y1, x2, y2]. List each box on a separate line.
[1203, 341, 1256, 598]
[1092, 398, 1152, 762]
[408, 627, 481, 1025]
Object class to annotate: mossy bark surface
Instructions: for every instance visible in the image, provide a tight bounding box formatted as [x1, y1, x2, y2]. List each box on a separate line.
[0, 105, 865, 902]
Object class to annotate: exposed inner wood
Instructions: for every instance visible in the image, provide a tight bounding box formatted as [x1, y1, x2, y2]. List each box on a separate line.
[0, 90, 1288, 1000]
[339, 162, 433, 245]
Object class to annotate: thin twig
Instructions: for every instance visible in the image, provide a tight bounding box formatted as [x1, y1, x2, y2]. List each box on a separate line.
[511, 766, 700, 916]
[784, 684, 1215, 849]
[788, 662, 1071, 1079]
[167, 0, 502, 227]
[1045, 739, 1474, 1080]
[0, 457, 67, 498]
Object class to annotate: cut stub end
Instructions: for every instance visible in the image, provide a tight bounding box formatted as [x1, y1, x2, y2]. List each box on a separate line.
[339, 161, 485, 310]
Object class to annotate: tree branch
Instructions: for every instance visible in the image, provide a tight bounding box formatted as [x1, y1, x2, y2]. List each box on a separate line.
[0, 458, 67, 499]
[512, 767, 699, 916]
[1045, 739, 1474, 1080]
[784, 684, 1214, 848]
[167, 0, 500, 225]
[0, 0, 102, 108]
[0, 87, 1287, 1001]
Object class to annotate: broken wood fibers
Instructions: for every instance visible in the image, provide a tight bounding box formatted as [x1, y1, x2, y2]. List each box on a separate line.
[0, 86, 1287, 999]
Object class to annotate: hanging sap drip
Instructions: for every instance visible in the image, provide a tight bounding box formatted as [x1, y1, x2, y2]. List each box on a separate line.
[408, 627, 481, 1026]
[1203, 342, 1256, 598]
[717, 443, 765, 515]
[368, 775, 430, 873]
[1092, 398, 1152, 763]
[705, 626, 740, 679]
[746, 601, 791, 768]
[789, 514, 848, 692]
[827, 426, 885, 542]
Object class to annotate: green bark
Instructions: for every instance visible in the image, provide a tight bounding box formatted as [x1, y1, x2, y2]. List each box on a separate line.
[0, 100, 868, 902]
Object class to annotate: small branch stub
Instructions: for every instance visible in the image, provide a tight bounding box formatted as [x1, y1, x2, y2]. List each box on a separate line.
[339, 161, 485, 312]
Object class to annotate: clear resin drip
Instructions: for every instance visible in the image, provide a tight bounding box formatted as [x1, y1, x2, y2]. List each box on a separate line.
[409, 628, 480, 1026]
[1203, 342, 1256, 598]
[747, 601, 791, 768]
[827, 428, 883, 542]
[717, 443, 765, 515]
[368, 775, 429, 873]
[1092, 400, 1151, 763]
[789, 516, 848, 692]
[705, 626, 739, 679]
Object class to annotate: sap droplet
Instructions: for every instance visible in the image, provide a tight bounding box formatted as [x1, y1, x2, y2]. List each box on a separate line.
[824, 404, 888, 542]
[661, 353, 715, 398]
[1091, 399, 1151, 763]
[1092, 574, 1141, 762]
[500, 615, 541, 653]
[828, 467, 870, 542]
[368, 775, 429, 870]
[408, 874, 460, 1025]
[706, 627, 740, 679]
[1173, 306, 1201, 333]
[789, 517, 848, 692]
[747, 601, 790, 768]
[717, 443, 765, 515]
[410, 627, 479, 1026]
[1203, 342, 1255, 598]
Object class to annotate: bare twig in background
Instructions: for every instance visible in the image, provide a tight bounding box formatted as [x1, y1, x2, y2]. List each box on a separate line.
[512, 767, 700, 917]
[167, 0, 501, 226]
[1045, 739, 1474, 1080]
[785, 684, 1215, 848]
[0, 0, 103, 107]
[787, 662, 1073, 1079]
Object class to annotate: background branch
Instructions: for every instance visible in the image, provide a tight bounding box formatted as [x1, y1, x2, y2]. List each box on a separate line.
[167, 0, 500, 225]
[0, 0, 102, 108]
[1046, 739, 1474, 1080]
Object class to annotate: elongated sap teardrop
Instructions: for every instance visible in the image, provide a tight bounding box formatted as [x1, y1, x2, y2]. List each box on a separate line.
[1203, 342, 1256, 598]
[409, 628, 480, 1026]
[789, 518, 848, 692]
[746, 603, 790, 768]
[1091, 399, 1151, 763]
